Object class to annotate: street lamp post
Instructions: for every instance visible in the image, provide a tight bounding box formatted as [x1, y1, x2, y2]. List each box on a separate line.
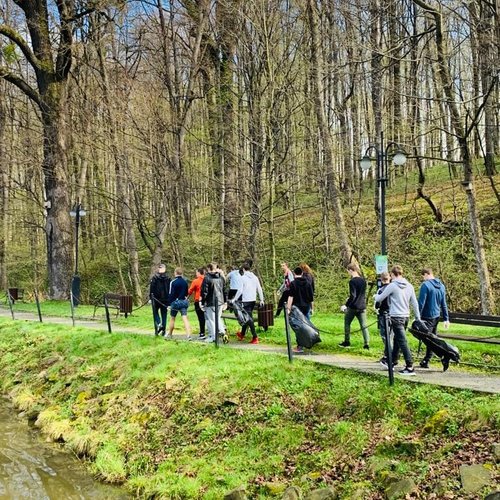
[69, 202, 86, 307]
[360, 133, 406, 387]
[360, 132, 407, 257]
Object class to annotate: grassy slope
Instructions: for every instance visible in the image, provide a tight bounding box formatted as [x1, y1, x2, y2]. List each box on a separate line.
[0, 318, 498, 499]
[3, 301, 499, 369]
[5, 166, 499, 314]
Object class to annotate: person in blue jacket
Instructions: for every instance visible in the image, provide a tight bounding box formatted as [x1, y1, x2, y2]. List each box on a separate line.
[418, 267, 450, 368]
[166, 267, 192, 340]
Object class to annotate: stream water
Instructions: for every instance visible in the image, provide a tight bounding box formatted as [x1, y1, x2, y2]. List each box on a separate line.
[0, 400, 127, 499]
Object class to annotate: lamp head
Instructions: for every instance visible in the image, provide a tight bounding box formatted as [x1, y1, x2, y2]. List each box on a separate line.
[392, 150, 406, 166]
[360, 156, 372, 172]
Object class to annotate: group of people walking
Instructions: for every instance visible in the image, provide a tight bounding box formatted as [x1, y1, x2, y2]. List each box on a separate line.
[338, 263, 450, 376]
[149, 261, 266, 344]
[149, 259, 451, 375]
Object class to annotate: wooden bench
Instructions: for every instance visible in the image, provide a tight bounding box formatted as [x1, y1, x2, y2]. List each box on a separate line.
[439, 312, 500, 345]
[93, 293, 133, 318]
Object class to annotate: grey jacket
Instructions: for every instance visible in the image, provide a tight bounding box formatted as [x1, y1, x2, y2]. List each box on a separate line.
[375, 277, 421, 321]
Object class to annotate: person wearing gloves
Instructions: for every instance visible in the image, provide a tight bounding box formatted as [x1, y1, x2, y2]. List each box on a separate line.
[233, 263, 264, 344]
[375, 265, 421, 376]
[338, 263, 370, 349]
[200, 263, 227, 343]
[418, 268, 450, 368]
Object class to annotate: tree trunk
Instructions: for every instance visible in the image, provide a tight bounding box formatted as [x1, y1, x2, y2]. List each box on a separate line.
[306, 0, 354, 267]
[0, 80, 8, 289]
[96, 37, 142, 302]
[42, 89, 73, 299]
[413, 0, 495, 314]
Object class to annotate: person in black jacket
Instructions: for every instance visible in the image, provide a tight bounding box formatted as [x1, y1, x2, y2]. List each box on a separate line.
[286, 267, 314, 318]
[149, 263, 171, 335]
[200, 263, 227, 343]
[286, 267, 315, 353]
[375, 271, 391, 366]
[339, 263, 370, 349]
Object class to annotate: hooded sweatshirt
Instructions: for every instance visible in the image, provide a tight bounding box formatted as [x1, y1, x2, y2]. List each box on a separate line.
[149, 273, 171, 303]
[375, 277, 421, 321]
[201, 272, 226, 307]
[234, 271, 264, 303]
[418, 278, 449, 321]
[288, 276, 314, 310]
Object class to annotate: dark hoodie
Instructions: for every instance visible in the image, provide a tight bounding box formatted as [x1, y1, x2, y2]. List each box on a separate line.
[288, 276, 314, 310]
[201, 272, 226, 307]
[418, 278, 449, 321]
[150, 273, 171, 303]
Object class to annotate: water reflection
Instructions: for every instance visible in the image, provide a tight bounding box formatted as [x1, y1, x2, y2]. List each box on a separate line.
[0, 400, 127, 499]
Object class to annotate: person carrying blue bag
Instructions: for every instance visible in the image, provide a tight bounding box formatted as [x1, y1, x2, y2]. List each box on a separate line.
[166, 267, 192, 340]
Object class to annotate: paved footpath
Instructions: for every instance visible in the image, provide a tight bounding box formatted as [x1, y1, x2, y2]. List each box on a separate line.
[1, 309, 499, 395]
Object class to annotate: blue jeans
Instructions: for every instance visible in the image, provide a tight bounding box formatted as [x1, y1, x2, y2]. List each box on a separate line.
[153, 305, 167, 329]
[390, 317, 412, 367]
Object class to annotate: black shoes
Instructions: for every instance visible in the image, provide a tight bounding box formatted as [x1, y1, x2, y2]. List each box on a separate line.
[338, 341, 351, 347]
[363, 344, 370, 350]
[419, 360, 429, 369]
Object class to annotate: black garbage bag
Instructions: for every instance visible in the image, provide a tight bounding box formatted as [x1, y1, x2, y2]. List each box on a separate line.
[232, 300, 252, 327]
[288, 306, 321, 349]
[409, 320, 460, 371]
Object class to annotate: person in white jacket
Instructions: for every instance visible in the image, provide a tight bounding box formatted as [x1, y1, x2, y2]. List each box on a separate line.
[375, 265, 421, 376]
[233, 263, 264, 344]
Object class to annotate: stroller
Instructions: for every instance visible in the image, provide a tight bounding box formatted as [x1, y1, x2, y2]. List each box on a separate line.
[288, 306, 321, 349]
[409, 320, 460, 372]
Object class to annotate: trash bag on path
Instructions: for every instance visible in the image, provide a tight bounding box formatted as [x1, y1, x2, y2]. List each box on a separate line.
[288, 306, 321, 349]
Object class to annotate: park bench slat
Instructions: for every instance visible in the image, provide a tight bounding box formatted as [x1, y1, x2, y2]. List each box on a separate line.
[438, 333, 500, 345]
[448, 312, 500, 328]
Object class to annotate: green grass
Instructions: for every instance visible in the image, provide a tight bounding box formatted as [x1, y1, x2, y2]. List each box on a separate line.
[1, 299, 498, 371]
[0, 318, 498, 498]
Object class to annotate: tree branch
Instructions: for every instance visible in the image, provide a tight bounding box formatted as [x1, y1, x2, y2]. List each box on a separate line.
[55, 0, 74, 81]
[0, 66, 44, 110]
[0, 24, 43, 71]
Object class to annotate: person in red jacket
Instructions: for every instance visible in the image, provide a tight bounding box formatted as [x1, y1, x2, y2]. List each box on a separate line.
[188, 268, 206, 340]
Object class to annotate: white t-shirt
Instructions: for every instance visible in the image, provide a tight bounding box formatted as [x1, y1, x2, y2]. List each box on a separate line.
[227, 269, 243, 291]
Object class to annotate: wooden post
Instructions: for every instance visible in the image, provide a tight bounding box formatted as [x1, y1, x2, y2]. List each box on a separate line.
[35, 289, 43, 323]
[104, 295, 112, 333]
[69, 292, 75, 327]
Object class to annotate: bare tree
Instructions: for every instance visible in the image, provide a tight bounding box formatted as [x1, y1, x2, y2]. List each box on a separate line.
[0, 0, 101, 298]
[413, 0, 495, 314]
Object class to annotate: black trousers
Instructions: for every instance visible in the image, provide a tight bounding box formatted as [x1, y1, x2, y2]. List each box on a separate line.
[276, 290, 290, 316]
[422, 317, 440, 362]
[194, 301, 205, 335]
[241, 301, 257, 338]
